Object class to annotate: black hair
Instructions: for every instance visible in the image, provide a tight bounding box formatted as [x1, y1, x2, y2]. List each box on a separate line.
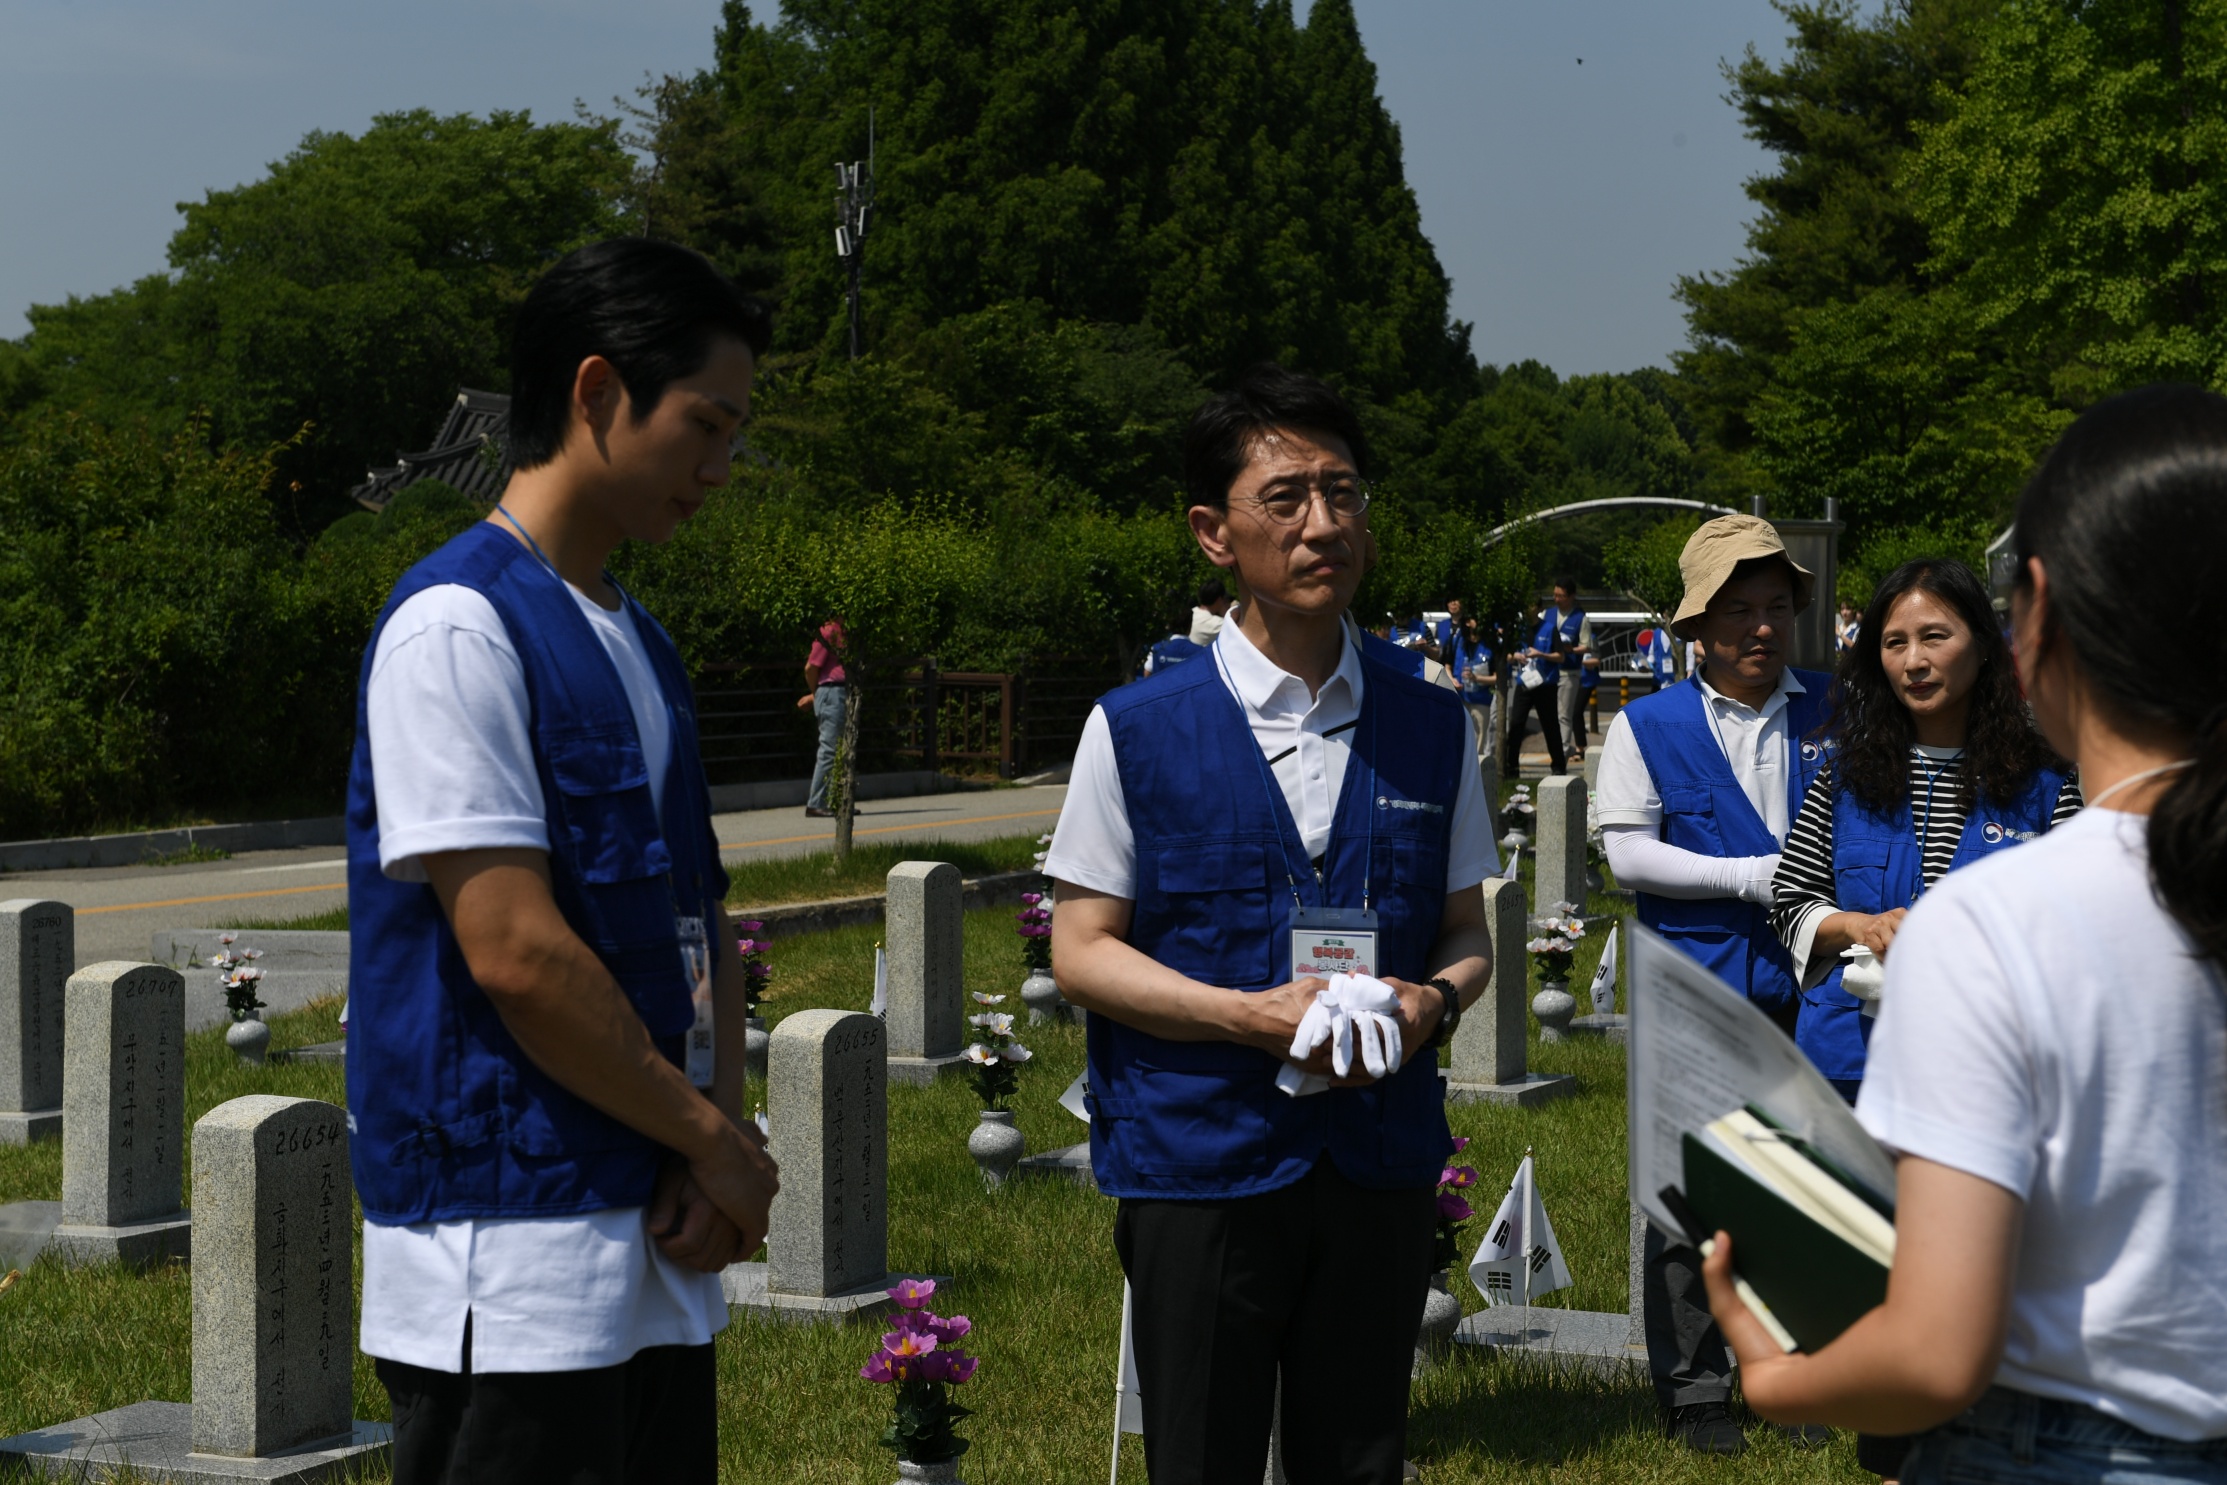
[1196, 576, 1228, 607]
[2015, 383, 2227, 964]
[509, 239, 774, 470]
[1825, 558, 2059, 815]
[1182, 363, 1368, 508]
[1553, 575, 1579, 596]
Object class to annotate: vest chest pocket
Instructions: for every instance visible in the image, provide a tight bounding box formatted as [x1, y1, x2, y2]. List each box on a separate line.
[1148, 843, 1274, 989]
[1831, 836, 1895, 913]
[1657, 783, 1723, 853]
[544, 730, 672, 884]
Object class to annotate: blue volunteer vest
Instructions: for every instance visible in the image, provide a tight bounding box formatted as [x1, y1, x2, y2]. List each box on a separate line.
[1623, 669, 1834, 1016]
[1795, 763, 2068, 1081]
[344, 521, 729, 1225]
[1532, 608, 1584, 686]
[1455, 639, 1495, 704]
[1086, 647, 1464, 1199]
[1149, 635, 1207, 672]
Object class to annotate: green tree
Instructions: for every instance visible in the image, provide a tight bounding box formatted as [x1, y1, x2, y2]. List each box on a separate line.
[6, 110, 634, 535]
[1674, 0, 1999, 471]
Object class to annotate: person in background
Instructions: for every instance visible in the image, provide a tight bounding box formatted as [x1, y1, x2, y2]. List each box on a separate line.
[1547, 579, 1593, 764]
[798, 614, 850, 818]
[1594, 516, 1835, 1456]
[1769, 557, 2077, 1482]
[1577, 651, 1602, 748]
[1641, 624, 1675, 693]
[1190, 576, 1232, 644]
[1432, 597, 1466, 661]
[1772, 559, 2078, 1099]
[1503, 580, 1581, 778]
[1836, 600, 1862, 653]
[1454, 613, 1497, 760]
[347, 239, 780, 1485]
[1706, 382, 2227, 1485]
[1048, 364, 1496, 1485]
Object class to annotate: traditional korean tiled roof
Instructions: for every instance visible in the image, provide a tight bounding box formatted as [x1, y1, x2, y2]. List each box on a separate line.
[351, 389, 511, 511]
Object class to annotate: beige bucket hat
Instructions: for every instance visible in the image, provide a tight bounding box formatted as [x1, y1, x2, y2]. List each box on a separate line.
[1671, 514, 1815, 638]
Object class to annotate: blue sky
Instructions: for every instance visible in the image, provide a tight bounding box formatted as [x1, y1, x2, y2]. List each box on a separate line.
[1, 0, 1793, 373]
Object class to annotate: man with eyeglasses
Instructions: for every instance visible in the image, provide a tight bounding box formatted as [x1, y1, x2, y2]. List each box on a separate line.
[1047, 365, 1499, 1484]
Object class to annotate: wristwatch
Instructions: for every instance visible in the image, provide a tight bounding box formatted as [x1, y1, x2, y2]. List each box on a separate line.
[1425, 977, 1462, 1049]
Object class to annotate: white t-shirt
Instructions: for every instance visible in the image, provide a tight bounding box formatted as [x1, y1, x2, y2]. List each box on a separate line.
[359, 575, 724, 1374]
[1856, 807, 2227, 1441]
[1046, 617, 1499, 900]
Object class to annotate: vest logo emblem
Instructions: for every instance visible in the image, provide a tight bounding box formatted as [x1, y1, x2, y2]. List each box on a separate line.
[1981, 821, 2005, 844]
[1378, 796, 1444, 814]
[1800, 741, 1821, 762]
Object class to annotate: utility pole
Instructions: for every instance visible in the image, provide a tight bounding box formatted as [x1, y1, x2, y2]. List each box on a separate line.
[834, 108, 875, 362]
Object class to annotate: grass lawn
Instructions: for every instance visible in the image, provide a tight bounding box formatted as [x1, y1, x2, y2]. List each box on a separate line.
[0, 856, 1871, 1483]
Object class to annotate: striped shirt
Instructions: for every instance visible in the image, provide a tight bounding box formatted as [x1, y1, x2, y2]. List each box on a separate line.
[1770, 747, 2083, 985]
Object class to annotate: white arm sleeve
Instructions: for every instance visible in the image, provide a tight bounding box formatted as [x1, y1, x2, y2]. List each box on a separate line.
[1602, 825, 1781, 905]
[366, 585, 549, 882]
[1042, 706, 1136, 899]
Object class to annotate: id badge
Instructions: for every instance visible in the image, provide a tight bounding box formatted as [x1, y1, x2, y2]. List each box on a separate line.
[1290, 904, 1379, 981]
[676, 914, 715, 1089]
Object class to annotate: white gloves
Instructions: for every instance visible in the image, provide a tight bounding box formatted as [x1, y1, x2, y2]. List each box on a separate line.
[1275, 973, 1405, 1098]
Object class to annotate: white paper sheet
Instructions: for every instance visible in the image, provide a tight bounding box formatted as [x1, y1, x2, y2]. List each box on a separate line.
[1625, 922, 1894, 1238]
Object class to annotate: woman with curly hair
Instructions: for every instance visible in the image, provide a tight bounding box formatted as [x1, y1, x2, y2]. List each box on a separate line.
[1769, 557, 2078, 1101]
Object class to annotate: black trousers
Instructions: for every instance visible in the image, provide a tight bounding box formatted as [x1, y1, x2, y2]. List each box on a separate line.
[1641, 1219, 1732, 1412]
[375, 1320, 716, 1485]
[1116, 1159, 1436, 1485]
[1503, 683, 1567, 776]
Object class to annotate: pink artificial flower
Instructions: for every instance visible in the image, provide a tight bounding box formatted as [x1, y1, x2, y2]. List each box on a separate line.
[926, 1314, 973, 1345]
[736, 920, 764, 933]
[1436, 1192, 1474, 1224]
[882, 1327, 938, 1359]
[859, 1350, 897, 1383]
[1450, 1135, 1471, 1152]
[1020, 892, 1042, 906]
[943, 1353, 980, 1384]
[889, 1278, 937, 1309]
[1440, 1165, 1478, 1190]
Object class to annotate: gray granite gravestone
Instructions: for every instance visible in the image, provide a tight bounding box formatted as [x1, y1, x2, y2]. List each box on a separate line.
[1445, 879, 1574, 1108]
[4, 1098, 397, 1481]
[0, 901, 70, 1145]
[883, 862, 967, 1085]
[1533, 774, 1589, 920]
[50, 962, 192, 1267]
[721, 1009, 945, 1324]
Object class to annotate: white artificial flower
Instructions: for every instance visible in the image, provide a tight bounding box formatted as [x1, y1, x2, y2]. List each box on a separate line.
[1003, 1043, 1033, 1063]
[963, 1043, 1000, 1066]
[971, 992, 1006, 1005]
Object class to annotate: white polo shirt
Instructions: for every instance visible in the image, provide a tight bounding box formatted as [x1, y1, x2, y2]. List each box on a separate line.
[1594, 666, 1806, 843]
[1046, 617, 1499, 899]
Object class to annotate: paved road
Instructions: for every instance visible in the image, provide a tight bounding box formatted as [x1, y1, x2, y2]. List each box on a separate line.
[6, 785, 1069, 970]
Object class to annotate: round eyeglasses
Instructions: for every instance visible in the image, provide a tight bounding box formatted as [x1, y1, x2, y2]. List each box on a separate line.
[1242, 476, 1371, 526]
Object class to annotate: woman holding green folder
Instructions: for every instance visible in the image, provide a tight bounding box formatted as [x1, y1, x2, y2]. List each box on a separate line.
[1703, 385, 2227, 1483]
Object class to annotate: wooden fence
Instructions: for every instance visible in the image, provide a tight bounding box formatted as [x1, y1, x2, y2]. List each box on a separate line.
[691, 656, 1116, 786]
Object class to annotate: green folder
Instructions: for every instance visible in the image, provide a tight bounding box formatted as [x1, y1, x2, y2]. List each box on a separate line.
[1680, 1130, 1890, 1353]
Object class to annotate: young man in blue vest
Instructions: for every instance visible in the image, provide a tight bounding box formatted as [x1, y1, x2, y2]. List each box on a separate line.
[346, 239, 781, 1485]
[1594, 515, 1834, 1456]
[1048, 366, 1499, 1485]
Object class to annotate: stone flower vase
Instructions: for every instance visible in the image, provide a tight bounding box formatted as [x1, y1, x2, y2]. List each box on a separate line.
[1413, 1269, 1464, 1375]
[226, 1016, 271, 1066]
[1531, 980, 1578, 1042]
[893, 1445, 967, 1483]
[1020, 969, 1066, 1025]
[743, 1016, 770, 1082]
[968, 1110, 1027, 1190]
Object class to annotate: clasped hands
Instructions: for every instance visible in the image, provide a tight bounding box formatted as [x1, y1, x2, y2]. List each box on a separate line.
[646, 1114, 780, 1274]
[1241, 974, 1444, 1089]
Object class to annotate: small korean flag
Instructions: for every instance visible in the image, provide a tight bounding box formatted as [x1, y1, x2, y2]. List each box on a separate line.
[1500, 847, 1521, 882]
[1468, 1153, 1573, 1306]
[870, 944, 888, 1020]
[1588, 924, 1620, 1016]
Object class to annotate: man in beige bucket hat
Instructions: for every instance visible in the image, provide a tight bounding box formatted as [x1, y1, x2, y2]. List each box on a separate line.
[1592, 514, 1836, 1457]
